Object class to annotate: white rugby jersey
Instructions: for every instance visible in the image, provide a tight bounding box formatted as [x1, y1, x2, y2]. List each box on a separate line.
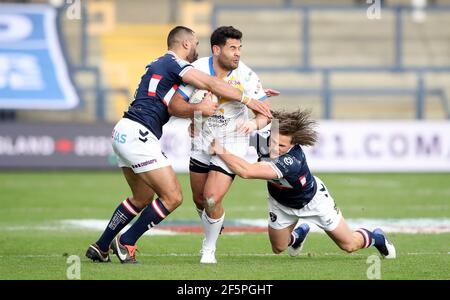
[177, 56, 267, 127]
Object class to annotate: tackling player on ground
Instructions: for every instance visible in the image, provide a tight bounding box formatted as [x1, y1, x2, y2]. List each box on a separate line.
[210, 109, 396, 259]
[85, 26, 272, 263]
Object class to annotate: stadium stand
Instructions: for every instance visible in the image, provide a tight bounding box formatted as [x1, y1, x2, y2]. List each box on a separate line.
[1, 0, 449, 122]
[100, 24, 173, 118]
[212, 1, 450, 119]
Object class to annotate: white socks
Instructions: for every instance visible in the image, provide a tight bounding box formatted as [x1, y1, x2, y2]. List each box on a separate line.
[201, 210, 225, 250]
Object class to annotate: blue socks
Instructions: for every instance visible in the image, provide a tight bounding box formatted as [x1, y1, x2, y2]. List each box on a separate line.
[120, 198, 170, 246]
[96, 198, 141, 252]
[289, 223, 310, 247]
[356, 228, 385, 248]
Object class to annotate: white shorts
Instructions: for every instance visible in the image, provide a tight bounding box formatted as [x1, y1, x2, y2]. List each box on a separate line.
[191, 121, 249, 174]
[111, 118, 171, 173]
[267, 176, 342, 232]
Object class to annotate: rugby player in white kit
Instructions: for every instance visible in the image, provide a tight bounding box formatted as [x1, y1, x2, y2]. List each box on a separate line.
[170, 26, 278, 263]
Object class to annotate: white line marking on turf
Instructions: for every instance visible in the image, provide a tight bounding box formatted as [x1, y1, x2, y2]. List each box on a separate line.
[2, 219, 178, 236]
[2, 218, 450, 234]
[0, 252, 447, 259]
[61, 219, 178, 235]
[138, 252, 449, 257]
[0, 254, 64, 258]
[235, 218, 450, 234]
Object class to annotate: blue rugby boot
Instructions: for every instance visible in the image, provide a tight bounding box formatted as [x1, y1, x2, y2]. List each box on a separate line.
[373, 228, 396, 259]
[288, 223, 310, 257]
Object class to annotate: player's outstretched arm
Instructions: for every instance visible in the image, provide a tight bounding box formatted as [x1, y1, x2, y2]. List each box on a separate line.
[210, 139, 278, 180]
[168, 91, 217, 118]
[182, 68, 273, 119]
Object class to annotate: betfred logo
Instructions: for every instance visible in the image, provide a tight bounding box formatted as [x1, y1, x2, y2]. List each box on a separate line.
[0, 135, 54, 155]
[55, 139, 74, 153]
[0, 135, 113, 156]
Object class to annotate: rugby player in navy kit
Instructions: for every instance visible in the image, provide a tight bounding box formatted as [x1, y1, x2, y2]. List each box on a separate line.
[210, 109, 396, 259]
[86, 26, 272, 263]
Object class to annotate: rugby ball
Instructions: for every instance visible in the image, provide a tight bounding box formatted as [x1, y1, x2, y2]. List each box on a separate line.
[189, 89, 218, 104]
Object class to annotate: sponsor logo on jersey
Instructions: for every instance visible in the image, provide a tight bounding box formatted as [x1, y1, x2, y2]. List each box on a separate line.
[269, 212, 277, 222]
[132, 159, 157, 169]
[284, 156, 293, 165]
[227, 79, 241, 86]
[206, 114, 230, 128]
[112, 129, 127, 144]
[138, 129, 149, 143]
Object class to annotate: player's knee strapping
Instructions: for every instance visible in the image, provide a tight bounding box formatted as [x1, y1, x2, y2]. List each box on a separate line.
[204, 196, 216, 214]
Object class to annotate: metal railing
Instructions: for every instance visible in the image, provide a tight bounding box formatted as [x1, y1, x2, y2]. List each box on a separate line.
[60, 2, 130, 121]
[212, 4, 450, 119]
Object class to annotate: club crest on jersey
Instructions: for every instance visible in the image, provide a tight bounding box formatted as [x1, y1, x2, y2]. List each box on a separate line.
[284, 156, 293, 165]
[299, 175, 307, 187]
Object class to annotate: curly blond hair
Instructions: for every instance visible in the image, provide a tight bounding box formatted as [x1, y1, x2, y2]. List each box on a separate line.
[271, 109, 318, 146]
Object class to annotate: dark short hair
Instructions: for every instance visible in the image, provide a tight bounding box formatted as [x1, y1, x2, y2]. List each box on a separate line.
[167, 26, 195, 48]
[210, 26, 242, 50]
[272, 109, 318, 146]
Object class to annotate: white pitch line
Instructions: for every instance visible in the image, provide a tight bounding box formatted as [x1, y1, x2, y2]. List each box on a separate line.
[2, 218, 450, 234]
[235, 218, 450, 234]
[0, 254, 65, 259]
[137, 252, 450, 257]
[0, 252, 447, 259]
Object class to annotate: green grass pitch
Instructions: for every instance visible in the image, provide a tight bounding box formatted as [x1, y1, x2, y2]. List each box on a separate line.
[0, 171, 449, 280]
